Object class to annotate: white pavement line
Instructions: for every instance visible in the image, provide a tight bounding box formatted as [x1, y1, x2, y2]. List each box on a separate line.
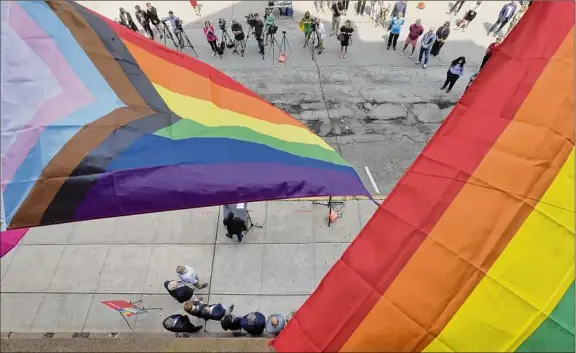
[364, 166, 380, 195]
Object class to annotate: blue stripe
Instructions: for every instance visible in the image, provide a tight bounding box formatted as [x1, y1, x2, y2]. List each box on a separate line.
[4, 2, 125, 226]
[107, 134, 357, 175]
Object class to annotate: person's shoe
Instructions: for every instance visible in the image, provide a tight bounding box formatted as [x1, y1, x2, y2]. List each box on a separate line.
[400, 51, 403, 55]
[423, 64, 427, 69]
[237, 233, 243, 242]
[446, 89, 452, 93]
[200, 283, 209, 289]
[241, 50, 245, 57]
[232, 49, 238, 54]
[393, 47, 396, 50]
[193, 325, 203, 333]
[318, 50, 322, 55]
[415, 61, 420, 65]
[386, 46, 390, 50]
[440, 85, 447, 90]
[409, 54, 413, 58]
[228, 304, 235, 313]
[225, 233, 232, 238]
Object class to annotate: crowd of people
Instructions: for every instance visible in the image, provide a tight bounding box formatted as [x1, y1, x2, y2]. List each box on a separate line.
[161, 264, 290, 336]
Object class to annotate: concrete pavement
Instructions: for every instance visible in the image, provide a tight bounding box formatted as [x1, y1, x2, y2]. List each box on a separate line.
[78, 0, 510, 195]
[1, 199, 378, 333]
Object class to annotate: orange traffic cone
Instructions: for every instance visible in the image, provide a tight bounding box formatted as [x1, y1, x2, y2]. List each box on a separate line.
[278, 53, 286, 63]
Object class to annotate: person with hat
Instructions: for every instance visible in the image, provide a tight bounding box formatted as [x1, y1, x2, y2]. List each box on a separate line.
[183, 300, 233, 321]
[162, 314, 203, 334]
[265, 313, 286, 334]
[164, 280, 198, 303]
[430, 21, 450, 57]
[176, 265, 208, 289]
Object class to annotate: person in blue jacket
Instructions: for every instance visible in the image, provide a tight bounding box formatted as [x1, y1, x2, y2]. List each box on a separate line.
[387, 12, 405, 50]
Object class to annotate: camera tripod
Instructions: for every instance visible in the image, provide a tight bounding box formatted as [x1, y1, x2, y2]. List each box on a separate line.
[309, 30, 321, 60]
[269, 30, 293, 65]
[160, 22, 179, 49]
[176, 30, 199, 57]
[221, 28, 239, 56]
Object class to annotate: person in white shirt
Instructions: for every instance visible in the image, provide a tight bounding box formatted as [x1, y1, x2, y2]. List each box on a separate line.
[314, 18, 326, 54]
[176, 265, 208, 289]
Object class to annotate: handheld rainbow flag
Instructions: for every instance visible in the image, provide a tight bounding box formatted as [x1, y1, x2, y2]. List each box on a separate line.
[273, 1, 575, 352]
[0, 1, 368, 238]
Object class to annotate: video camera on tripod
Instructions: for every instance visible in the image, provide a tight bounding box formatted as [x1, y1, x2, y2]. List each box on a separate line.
[310, 18, 318, 31]
[218, 17, 227, 31]
[245, 13, 256, 27]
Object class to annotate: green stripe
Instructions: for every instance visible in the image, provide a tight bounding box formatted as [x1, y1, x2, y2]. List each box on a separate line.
[516, 283, 575, 352]
[154, 119, 349, 166]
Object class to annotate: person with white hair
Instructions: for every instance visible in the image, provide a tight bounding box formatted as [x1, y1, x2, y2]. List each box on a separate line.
[184, 300, 234, 321]
[176, 265, 208, 289]
[221, 311, 266, 336]
[163, 280, 198, 303]
[162, 314, 202, 334]
[265, 313, 286, 334]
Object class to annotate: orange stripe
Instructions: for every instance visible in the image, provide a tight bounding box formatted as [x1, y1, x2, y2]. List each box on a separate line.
[122, 40, 304, 128]
[341, 28, 575, 352]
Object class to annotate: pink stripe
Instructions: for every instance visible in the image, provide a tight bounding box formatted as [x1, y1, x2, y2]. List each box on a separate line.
[0, 228, 28, 257]
[1, 2, 94, 190]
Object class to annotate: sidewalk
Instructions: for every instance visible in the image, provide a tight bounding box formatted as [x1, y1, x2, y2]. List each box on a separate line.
[0, 199, 379, 333]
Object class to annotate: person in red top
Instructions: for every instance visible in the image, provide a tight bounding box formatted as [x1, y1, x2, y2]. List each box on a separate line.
[189, 0, 201, 16]
[480, 36, 501, 69]
[202, 21, 219, 57]
[400, 19, 424, 58]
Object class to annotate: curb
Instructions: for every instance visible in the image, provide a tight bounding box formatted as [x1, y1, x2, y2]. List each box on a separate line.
[1, 331, 275, 339]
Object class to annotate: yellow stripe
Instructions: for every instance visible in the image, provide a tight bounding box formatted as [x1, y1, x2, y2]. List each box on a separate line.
[153, 84, 332, 150]
[424, 151, 575, 352]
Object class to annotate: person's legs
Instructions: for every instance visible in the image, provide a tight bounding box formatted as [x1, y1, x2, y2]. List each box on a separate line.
[318, 39, 324, 53]
[343, 44, 348, 57]
[423, 48, 430, 65]
[387, 33, 393, 49]
[392, 33, 399, 50]
[417, 46, 425, 63]
[193, 274, 209, 289]
[488, 19, 502, 34]
[236, 232, 243, 242]
[401, 41, 409, 54]
[496, 18, 509, 33]
[410, 43, 416, 56]
[441, 72, 451, 89]
[456, 0, 465, 13]
[447, 75, 459, 92]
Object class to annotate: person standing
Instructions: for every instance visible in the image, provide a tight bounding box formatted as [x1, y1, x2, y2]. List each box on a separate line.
[315, 18, 326, 55]
[253, 13, 265, 57]
[390, 0, 407, 20]
[386, 12, 404, 50]
[162, 314, 203, 334]
[300, 11, 314, 47]
[356, 1, 367, 16]
[455, 2, 481, 32]
[145, 2, 162, 38]
[203, 21, 219, 56]
[330, 1, 343, 35]
[164, 280, 198, 303]
[430, 21, 450, 57]
[231, 20, 246, 56]
[480, 36, 501, 69]
[163, 11, 184, 49]
[441, 57, 466, 93]
[338, 20, 354, 58]
[447, 0, 466, 15]
[264, 8, 276, 46]
[505, 1, 528, 36]
[265, 314, 286, 334]
[377, 1, 392, 28]
[135, 5, 153, 39]
[176, 265, 209, 289]
[183, 300, 233, 321]
[487, 1, 517, 36]
[189, 0, 201, 16]
[415, 27, 436, 68]
[119, 8, 139, 32]
[400, 18, 423, 57]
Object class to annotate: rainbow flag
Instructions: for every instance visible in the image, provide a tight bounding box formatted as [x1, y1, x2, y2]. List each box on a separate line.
[273, 2, 574, 352]
[0, 1, 368, 234]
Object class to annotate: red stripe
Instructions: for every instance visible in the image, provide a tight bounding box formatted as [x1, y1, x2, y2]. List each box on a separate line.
[272, 2, 573, 351]
[83, 6, 265, 103]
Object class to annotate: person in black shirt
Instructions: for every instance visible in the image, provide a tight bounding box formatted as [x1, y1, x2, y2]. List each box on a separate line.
[145, 2, 163, 38]
[338, 20, 354, 58]
[162, 314, 202, 334]
[223, 210, 247, 242]
[119, 8, 139, 32]
[164, 280, 196, 303]
[221, 311, 266, 337]
[231, 19, 246, 56]
[253, 13, 265, 57]
[135, 5, 153, 39]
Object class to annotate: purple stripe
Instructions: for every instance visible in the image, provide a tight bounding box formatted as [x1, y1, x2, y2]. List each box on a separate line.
[2, 3, 93, 189]
[74, 163, 369, 220]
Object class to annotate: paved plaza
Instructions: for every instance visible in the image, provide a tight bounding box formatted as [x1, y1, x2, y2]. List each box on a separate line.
[1, 0, 512, 335]
[1, 199, 378, 333]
